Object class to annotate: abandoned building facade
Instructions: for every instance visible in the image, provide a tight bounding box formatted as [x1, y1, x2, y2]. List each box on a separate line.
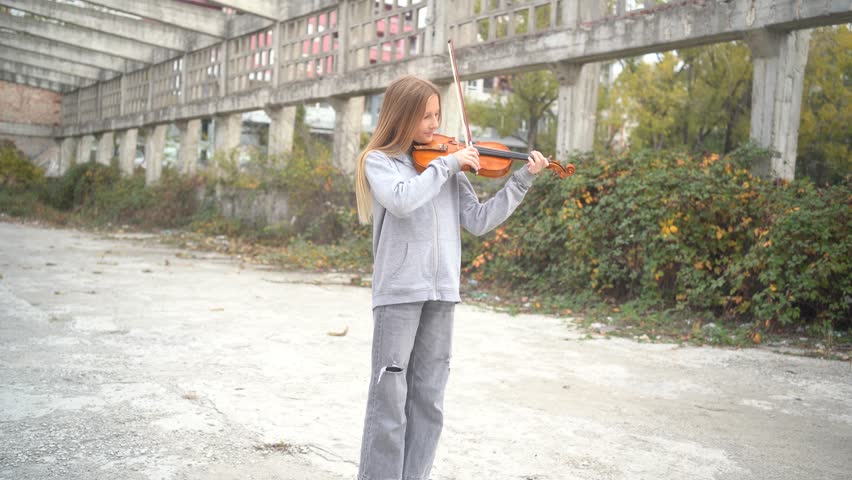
[1, 0, 849, 184]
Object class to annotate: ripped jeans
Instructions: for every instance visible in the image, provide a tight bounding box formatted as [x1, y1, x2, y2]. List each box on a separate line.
[358, 301, 455, 480]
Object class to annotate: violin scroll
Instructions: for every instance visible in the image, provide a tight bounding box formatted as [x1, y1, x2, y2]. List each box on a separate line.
[545, 156, 576, 179]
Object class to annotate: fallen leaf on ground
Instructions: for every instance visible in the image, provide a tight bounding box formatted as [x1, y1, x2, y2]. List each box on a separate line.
[328, 325, 349, 337]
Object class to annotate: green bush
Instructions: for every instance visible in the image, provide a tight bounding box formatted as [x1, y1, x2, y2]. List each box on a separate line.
[86, 167, 204, 228]
[734, 179, 850, 327]
[463, 144, 851, 330]
[41, 161, 119, 211]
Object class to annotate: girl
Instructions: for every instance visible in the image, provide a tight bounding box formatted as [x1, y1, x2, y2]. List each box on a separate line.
[355, 74, 547, 480]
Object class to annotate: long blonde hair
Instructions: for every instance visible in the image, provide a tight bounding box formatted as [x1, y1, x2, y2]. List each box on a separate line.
[355, 75, 441, 224]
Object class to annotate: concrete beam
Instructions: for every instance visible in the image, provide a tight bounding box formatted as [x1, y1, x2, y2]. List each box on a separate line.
[0, 46, 105, 81]
[0, 121, 56, 137]
[282, 0, 338, 19]
[228, 13, 275, 38]
[0, 0, 219, 53]
[0, 13, 172, 64]
[0, 60, 91, 88]
[0, 31, 144, 73]
[83, 0, 228, 38]
[0, 71, 70, 92]
[57, 0, 852, 137]
[213, 0, 279, 20]
[453, 0, 852, 81]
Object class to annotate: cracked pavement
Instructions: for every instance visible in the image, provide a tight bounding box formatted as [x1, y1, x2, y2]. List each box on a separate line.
[1, 221, 851, 480]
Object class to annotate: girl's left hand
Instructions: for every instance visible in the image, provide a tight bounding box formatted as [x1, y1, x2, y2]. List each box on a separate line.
[527, 150, 548, 175]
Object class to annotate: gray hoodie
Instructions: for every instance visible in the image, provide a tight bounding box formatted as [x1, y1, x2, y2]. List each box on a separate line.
[365, 150, 535, 308]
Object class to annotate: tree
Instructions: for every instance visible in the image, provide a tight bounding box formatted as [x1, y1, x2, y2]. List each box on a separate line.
[601, 43, 752, 153]
[467, 70, 559, 151]
[611, 51, 688, 150]
[797, 26, 852, 184]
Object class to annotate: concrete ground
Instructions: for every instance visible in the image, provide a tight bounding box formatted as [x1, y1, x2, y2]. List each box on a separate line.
[0, 220, 850, 480]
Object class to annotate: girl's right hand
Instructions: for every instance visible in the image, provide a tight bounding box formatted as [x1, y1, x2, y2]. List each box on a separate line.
[455, 146, 480, 172]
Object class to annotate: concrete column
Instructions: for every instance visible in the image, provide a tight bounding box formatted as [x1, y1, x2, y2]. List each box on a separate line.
[563, 0, 602, 26]
[266, 105, 296, 157]
[144, 125, 167, 186]
[336, 1, 350, 74]
[59, 137, 77, 175]
[96, 131, 114, 166]
[76, 135, 95, 164]
[176, 119, 201, 175]
[438, 83, 465, 142]
[219, 40, 230, 97]
[329, 96, 365, 176]
[117, 128, 138, 177]
[553, 61, 600, 157]
[214, 113, 242, 153]
[746, 29, 812, 180]
[426, 0, 447, 55]
[272, 21, 282, 87]
[553, 0, 602, 157]
[119, 74, 127, 116]
[213, 113, 242, 177]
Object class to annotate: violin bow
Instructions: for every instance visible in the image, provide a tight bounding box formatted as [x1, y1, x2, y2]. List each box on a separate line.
[447, 39, 477, 173]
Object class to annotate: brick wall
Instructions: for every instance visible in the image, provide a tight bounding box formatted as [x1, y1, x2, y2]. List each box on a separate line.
[0, 80, 62, 125]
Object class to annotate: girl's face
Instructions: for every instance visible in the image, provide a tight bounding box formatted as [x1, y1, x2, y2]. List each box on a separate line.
[412, 94, 440, 144]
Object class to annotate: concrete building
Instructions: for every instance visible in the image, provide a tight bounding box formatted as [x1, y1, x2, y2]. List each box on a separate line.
[0, 0, 850, 182]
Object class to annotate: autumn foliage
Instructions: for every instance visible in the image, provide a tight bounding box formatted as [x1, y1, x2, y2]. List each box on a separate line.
[462, 145, 851, 330]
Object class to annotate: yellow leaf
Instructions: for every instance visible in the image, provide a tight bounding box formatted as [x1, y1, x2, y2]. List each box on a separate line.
[327, 325, 349, 337]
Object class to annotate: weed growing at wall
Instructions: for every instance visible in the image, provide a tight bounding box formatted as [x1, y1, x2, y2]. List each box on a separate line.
[209, 141, 369, 245]
[0, 140, 44, 190]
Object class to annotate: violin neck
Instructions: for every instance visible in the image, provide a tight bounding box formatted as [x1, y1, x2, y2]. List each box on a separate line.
[474, 145, 533, 162]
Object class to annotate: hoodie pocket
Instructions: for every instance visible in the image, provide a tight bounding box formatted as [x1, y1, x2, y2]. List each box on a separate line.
[386, 243, 409, 280]
[376, 241, 431, 292]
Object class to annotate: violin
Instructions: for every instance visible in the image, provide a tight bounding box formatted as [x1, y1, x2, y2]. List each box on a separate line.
[412, 134, 574, 179]
[411, 39, 575, 180]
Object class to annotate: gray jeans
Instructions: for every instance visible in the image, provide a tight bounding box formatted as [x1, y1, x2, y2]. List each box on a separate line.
[358, 301, 455, 480]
